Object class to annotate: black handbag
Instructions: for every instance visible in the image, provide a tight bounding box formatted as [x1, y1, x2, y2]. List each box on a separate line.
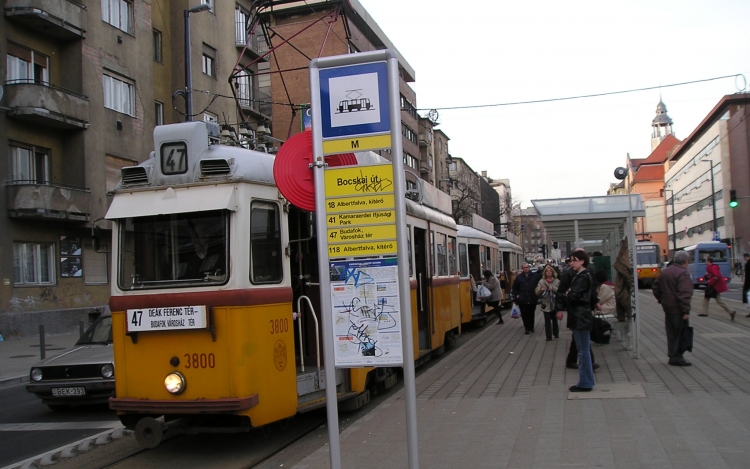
[591, 315, 612, 344]
[705, 285, 717, 299]
[679, 323, 694, 353]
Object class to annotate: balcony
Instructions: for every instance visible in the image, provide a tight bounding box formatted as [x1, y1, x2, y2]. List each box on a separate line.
[4, 0, 87, 40]
[6, 182, 90, 222]
[4, 81, 89, 130]
[237, 86, 272, 119]
[235, 22, 269, 60]
[418, 133, 431, 147]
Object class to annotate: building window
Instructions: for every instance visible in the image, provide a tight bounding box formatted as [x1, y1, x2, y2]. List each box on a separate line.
[103, 74, 134, 116]
[235, 6, 248, 45]
[153, 29, 162, 62]
[155, 101, 163, 126]
[14, 242, 55, 285]
[203, 112, 217, 123]
[202, 45, 216, 77]
[102, 0, 133, 34]
[9, 143, 50, 184]
[6, 42, 48, 84]
[236, 70, 252, 107]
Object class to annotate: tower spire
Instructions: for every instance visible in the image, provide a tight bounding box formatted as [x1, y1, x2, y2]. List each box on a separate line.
[651, 99, 674, 151]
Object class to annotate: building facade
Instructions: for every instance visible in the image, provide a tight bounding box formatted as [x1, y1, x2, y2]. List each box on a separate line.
[1, 0, 266, 335]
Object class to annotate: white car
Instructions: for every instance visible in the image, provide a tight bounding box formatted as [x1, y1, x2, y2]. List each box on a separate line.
[26, 315, 114, 410]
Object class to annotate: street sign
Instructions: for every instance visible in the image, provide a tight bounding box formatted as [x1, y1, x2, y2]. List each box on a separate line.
[318, 61, 391, 155]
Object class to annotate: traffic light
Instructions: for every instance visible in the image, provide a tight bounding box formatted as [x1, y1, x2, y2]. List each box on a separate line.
[729, 190, 738, 208]
[552, 241, 559, 249]
[538, 245, 547, 257]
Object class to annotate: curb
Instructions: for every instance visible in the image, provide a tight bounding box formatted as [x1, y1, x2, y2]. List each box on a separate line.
[0, 427, 132, 469]
[0, 375, 29, 389]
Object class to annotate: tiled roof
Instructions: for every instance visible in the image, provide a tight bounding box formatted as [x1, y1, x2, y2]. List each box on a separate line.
[632, 164, 664, 183]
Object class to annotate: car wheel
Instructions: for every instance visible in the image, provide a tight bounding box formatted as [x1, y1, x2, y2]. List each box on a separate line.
[47, 404, 71, 411]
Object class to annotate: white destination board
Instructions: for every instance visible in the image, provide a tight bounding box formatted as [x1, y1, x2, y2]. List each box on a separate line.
[126, 305, 208, 332]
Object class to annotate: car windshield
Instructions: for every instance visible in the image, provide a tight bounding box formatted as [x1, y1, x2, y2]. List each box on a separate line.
[76, 316, 112, 345]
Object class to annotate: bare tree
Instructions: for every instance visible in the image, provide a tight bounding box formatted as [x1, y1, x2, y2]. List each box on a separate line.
[449, 170, 480, 225]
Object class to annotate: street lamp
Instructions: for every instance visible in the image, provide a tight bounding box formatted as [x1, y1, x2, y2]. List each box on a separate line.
[700, 159, 718, 236]
[664, 188, 677, 255]
[184, 4, 211, 122]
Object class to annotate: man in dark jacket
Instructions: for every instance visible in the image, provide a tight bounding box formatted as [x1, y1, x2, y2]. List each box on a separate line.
[512, 263, 539, 334]
[652, 250, 693, 366]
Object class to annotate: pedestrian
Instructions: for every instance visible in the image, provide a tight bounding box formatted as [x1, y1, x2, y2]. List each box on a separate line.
[594, 270, 616, 315]
[556, 250, 598, 370]
[743, 253, 750, 317]
[511, 263, 539, 334]
[564, 250, 596, 392]
[481, 270, 503, 324]
[652, 250, 693, 366]
[699, 256, 735, 321]
[535, 265, 560, 341]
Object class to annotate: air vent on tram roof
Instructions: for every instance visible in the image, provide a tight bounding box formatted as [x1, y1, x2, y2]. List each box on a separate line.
[121, 166, 150, 186]
[200, 158, 234, 177]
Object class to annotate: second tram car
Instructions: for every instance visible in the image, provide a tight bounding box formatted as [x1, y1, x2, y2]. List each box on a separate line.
[105, 122, 468, 446]
[636, 241, 661, 288]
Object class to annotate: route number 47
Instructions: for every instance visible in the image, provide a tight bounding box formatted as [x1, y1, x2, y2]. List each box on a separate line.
[131, 310, 143, 327]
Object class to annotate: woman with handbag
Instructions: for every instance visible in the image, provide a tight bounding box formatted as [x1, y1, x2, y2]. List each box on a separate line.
[700, 257, 735, 321]
[482, 270, 504, 324]
[535, 265, 560, 341]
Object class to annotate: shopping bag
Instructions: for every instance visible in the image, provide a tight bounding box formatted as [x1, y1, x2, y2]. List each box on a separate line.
[591, 315, 612, 344]
[510, 303, 520, 319]
[476, 284, 491, 302]
[679, 323, 694, 353]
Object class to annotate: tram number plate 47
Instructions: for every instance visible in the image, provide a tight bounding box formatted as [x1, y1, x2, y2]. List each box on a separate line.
[52, 387, 86, 397]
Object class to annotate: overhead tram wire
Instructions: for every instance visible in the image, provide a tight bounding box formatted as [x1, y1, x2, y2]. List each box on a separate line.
[417, 74, 746, 112]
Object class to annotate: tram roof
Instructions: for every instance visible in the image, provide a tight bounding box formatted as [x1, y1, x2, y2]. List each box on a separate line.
[531, 194, 645, 243]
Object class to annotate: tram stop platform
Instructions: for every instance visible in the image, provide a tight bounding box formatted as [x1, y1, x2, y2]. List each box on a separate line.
[267, 291, 750, 469]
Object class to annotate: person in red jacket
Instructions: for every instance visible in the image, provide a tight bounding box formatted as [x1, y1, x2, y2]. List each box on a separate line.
[699, 256, 736, 321]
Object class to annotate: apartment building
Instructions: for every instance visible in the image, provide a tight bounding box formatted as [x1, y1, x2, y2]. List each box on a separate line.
[664, 94, 750, 257]
[1, 0, 268, 335]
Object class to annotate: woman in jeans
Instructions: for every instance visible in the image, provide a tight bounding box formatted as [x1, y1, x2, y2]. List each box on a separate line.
[700, 257, 735, 321]
[535, 265, 560, 341]
[565, 251, 595, 392]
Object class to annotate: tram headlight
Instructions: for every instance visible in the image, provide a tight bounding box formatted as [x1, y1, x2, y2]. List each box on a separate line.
[101, 364, 114, 379]
[31, 368, 43, 382]
[164, 372, 186, 395]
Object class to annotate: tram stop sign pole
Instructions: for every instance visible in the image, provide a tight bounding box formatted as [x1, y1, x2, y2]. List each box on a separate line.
[309, 50, 419, 469]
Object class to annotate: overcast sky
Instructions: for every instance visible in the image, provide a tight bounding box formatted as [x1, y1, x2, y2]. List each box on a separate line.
[358, 0, 750, 207]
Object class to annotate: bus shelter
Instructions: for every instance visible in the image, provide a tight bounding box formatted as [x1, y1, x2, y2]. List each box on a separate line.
[531, 195, 645, 358]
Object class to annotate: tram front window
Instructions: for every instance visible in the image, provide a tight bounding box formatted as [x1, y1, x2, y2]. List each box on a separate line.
[118, 210, 229, 289]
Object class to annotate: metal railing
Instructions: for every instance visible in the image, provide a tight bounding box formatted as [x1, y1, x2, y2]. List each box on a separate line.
[4, 79, 88, 100]
[234, 22, 269, 56]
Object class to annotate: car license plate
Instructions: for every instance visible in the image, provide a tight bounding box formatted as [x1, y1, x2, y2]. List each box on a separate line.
[51, 387, 86, 397]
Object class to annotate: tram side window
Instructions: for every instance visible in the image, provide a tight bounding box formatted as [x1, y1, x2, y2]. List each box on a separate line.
[448, 236, 457, 275]
[436, 232, 447, 276]
[250, 201, 282, 284]
[480, 245, 486, 273]
[407, 226, 412, 277]
[459, 243, 468, 278]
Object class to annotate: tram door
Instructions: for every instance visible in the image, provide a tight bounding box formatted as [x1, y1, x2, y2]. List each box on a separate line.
[468, 244, 481, 281]
[413, 227, 430, 350]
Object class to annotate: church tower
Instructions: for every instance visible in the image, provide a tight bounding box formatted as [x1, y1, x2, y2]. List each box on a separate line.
[651, 99, 674, 151]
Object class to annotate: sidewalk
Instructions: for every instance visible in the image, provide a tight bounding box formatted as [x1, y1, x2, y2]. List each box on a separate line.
[262, 291, 750, 469]
[0, 330, 81, 387]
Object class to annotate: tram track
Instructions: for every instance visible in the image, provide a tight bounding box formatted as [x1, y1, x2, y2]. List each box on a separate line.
[44, 318, 492, 469]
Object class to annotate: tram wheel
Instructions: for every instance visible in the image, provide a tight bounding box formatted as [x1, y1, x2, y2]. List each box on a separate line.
[135, 417, 164, 448]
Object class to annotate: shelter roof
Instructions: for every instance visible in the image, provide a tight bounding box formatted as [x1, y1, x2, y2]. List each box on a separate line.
[532, 194, 644, 243]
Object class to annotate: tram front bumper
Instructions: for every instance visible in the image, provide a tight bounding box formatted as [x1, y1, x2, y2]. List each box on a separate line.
[109, 395, 259, 413]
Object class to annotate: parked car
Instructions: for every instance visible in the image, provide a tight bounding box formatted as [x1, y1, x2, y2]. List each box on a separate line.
[26, 315, 114, 410]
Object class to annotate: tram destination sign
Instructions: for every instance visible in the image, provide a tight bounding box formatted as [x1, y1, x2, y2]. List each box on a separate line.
[325, 164, 397, 256]
[126, 305, 208, 332]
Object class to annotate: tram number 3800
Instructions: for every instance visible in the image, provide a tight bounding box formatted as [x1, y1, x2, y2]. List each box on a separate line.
[184, 353, 216, 369]
[270, 318, 289, 334]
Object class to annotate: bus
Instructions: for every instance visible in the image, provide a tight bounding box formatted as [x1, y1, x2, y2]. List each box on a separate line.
[682, 242, 731, 287]
[635, 241, 661, 288]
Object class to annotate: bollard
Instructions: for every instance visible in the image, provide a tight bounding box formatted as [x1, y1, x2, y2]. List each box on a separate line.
[79, 320, 85, 338]
[39, 325, 46, 360]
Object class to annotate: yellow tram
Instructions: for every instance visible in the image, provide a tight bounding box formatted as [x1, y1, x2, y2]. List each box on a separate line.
[105, 122, 468, 446]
